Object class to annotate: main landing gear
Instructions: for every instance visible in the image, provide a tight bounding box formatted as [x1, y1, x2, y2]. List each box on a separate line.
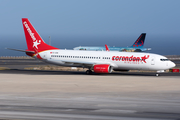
[86, 70, 92, 74]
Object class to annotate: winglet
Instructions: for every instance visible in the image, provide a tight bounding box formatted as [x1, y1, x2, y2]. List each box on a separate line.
[105, 44, 110, 51]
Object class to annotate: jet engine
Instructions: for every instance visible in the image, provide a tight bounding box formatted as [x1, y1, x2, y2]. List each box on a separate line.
[93, 64, 112, 73]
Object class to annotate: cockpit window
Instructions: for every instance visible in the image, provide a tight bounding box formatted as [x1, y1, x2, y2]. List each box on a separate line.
[160, 59, 169, 61]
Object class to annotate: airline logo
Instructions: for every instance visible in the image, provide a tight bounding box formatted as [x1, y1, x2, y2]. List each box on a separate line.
[112, 55, 149, 63]
[133, 34, 144, 47]
[23, 21, 41, 49]
[134, 40, 143, 47]
[33, 40, 41, 49]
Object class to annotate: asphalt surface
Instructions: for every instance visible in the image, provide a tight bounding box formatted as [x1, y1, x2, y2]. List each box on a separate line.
[0, 59, 180, 120]
[1, 95, 180, 120]
[0, 73, 180, 120]
[0, 59, 47, 69]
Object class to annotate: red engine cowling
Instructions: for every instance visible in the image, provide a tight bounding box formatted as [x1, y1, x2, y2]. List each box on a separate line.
[93, 64, 112, 73]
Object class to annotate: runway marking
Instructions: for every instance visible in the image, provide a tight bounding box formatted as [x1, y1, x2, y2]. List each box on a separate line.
[93, 109, 137, 114]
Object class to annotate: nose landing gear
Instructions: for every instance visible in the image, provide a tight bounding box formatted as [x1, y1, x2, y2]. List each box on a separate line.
[156, 73, 159, 77]
[156, 70, 164, 77]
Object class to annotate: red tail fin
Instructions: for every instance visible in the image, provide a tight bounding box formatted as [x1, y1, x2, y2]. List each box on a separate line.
[22, 18, 59, 53]
[105, 44, 110, 51]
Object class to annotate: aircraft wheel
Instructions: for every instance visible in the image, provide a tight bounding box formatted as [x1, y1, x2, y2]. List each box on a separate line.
[86, 70, 92, 75]
[156, 73, 159, 77]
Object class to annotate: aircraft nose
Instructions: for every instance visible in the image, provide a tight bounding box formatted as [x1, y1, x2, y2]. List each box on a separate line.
[170, 61, 176, 68]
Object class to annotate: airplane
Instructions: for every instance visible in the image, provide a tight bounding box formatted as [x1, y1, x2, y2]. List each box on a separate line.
[73, 33, 151, 52]
[7, 18, 175, 76]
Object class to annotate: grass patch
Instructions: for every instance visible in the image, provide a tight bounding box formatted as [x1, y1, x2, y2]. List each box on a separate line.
[0, 67, 10, 70]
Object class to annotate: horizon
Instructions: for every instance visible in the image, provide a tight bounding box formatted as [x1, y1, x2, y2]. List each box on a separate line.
[0, 0, 180, 56]
[1, 34, 179, 56]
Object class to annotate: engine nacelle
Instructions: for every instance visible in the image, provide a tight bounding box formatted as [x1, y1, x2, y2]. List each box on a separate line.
[93, 64, 112, 73]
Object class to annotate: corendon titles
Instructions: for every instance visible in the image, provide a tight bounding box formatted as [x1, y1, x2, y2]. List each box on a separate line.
[23, 21, 41, 49]
[112, 55, 150, 64]
[23, 21, 36, 41]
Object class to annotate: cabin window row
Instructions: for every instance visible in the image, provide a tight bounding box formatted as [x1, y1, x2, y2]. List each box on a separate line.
[51, 55, 100, 59]
[102, 57, 111, 59]
[51, 55, 111, 60]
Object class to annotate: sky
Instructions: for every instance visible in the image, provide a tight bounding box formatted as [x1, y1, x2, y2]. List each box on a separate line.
[0, 0, 180, 56]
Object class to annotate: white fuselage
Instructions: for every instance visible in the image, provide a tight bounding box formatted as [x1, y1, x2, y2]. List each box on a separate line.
[37, 50, 175, 71]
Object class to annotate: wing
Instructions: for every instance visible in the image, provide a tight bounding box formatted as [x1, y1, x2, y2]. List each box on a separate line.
[61, 60, 116, 68]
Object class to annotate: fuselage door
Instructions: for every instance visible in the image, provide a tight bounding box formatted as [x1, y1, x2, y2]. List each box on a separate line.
[151, 57, 155, 65]
[166, 61, 168, 66]
[41, 52, 48, 59]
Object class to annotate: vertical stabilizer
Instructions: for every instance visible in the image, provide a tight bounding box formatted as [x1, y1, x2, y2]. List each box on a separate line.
[131, 33, 146, 47]
[22, 18, 59, 53]
[105, 44, 110, 51]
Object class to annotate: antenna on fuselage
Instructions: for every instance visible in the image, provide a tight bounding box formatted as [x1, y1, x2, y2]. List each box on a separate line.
[49, 36, 51, 45]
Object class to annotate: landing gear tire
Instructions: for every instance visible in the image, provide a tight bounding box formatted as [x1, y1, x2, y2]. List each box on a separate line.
[156, 73, 160, 77]
[86, 70, 92, 75]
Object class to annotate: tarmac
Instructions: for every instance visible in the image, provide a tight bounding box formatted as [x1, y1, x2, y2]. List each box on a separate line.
[0, 58, 180, 119]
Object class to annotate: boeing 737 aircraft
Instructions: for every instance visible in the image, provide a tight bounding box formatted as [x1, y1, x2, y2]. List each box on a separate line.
[8, 18, 175, 75]
[73, 33, 151, 52]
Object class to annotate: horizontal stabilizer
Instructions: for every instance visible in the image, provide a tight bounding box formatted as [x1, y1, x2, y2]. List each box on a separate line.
[6, 48, 35, 53]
